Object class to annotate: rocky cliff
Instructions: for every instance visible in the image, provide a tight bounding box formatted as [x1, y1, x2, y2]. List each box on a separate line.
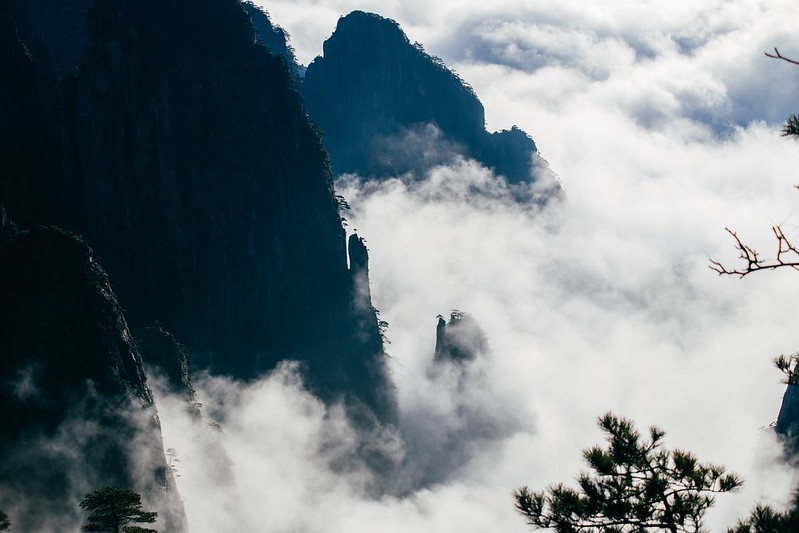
[0, 212, 185, 531]
[0, 0, 396, 422]
[776, 375, 799, 453]
[302, 10, 552, 189]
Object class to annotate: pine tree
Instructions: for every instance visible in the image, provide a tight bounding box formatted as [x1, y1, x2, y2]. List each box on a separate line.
[79, 487, 157, 533]
[513, 413, 743, 533]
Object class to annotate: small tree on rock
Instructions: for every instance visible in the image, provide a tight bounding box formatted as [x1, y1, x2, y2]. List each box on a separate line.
[80, 487, 157, 533]
[513, 413, 743, 533]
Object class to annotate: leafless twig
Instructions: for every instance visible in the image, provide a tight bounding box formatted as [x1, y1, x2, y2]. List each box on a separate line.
[709, 226, 799, 277]
[765, 47, 799, 66]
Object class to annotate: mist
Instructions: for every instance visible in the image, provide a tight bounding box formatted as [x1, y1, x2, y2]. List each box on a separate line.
[149, 1, 799, 531]
[156, 132, 799, 531]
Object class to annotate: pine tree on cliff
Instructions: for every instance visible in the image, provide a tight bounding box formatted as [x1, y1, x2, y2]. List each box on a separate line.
[80, 487, 157, 533]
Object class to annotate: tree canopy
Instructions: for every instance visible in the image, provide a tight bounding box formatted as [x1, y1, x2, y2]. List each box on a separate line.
[727, 500, 799, 533]
[513, 413, 743, 533]
[0, 510, 9, 531]
[79, 487, 157, 533]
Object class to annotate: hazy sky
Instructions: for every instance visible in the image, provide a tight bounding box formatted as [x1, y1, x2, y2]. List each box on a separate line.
[159, 1, 799, 531]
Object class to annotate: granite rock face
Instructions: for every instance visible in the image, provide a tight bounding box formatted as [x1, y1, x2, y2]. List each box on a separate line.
[0, 213, 186, 531]
[302, 10, 553, 190]
[0, 0, 396, 422]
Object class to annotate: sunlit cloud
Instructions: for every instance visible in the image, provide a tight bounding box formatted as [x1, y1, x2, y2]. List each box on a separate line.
[169, 1, 799, 530]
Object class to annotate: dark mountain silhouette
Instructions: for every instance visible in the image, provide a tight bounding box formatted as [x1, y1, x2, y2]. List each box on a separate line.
[0, 0, 565, 513]
[0, 212, 186, 531]
[0, 0, 395, 422]
[0, 0, 399, 521]
[301, 10, 557, 192]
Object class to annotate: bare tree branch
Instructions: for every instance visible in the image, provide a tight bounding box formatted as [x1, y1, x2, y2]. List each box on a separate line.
[711, 45, 799, 276]
[709, 226, 799, 277]
[765, 47, 799, 66]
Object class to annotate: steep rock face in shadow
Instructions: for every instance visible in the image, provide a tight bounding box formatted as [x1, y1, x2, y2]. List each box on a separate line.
[776, 378, 799, 455]
[139, 324, 199, 413]
[775, 379, 799, 515]
[302, 10, 555, 190]
[0, 0, 396, 423]
[343, 234, 395, 419]
[0, 213, 185, 531]
[242, 1, 302, 80]
[4, 0, 88, 74]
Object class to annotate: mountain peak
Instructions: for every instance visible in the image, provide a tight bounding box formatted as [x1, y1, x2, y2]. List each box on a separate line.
[332, 10, 408, 44]
[302, 9, 556, 191]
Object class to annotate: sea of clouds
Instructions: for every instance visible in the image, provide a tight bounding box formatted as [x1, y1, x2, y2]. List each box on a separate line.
[155, 1, 799, 531]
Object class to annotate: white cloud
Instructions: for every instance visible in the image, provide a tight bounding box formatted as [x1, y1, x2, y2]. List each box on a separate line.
[181, 0, 799, 530]
[334, 131, 799, 529]
[155, 365, 532, 533]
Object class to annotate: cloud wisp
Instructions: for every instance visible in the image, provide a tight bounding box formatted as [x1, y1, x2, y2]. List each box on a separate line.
[154, 363, 533, 533]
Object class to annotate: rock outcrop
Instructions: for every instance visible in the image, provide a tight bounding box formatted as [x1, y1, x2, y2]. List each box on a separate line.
[394, 312, 520, 490]
[434, 311, 489, 363]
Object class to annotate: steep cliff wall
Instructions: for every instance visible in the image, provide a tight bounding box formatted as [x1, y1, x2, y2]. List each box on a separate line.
[0, 212, 185, 531]
[0, 0, 396, 422]
[776, 376, 799, 453]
